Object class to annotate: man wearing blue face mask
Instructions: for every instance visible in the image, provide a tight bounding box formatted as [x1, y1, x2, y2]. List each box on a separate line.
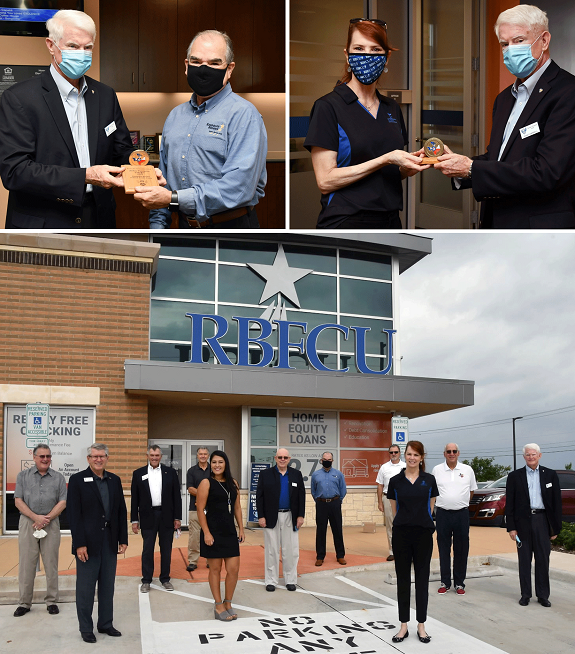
[434, 4, 575, 229]
[0, 10, 140, 228]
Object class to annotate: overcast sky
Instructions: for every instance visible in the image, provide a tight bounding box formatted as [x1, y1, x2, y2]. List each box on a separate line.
[399, 232, 575, 474]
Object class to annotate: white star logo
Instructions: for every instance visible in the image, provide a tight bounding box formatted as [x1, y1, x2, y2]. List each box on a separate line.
[247, 244, 313, 308]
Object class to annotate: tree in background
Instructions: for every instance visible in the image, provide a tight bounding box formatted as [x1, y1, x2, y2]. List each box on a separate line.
[566, 462, 572, 470]
[462, 456, 511, 481]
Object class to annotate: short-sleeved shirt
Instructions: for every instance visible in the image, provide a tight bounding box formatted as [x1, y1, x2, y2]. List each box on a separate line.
[304, 83, 408, 228]
[186, 464, 211, 510]
[432, 461, 478, 510]
[387, 469, 439, 530]
[15, 465, 67, 515]
[376, 460, 406, 493]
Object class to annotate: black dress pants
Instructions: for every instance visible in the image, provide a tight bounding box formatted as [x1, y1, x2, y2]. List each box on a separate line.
[75, 528, 117, 633]
[392, 526, 433, 624]
[517, 512, 551, 600]
[435, 507, 470, 588]
[141, 509, 174, 584]
[315, 500, 345, 560]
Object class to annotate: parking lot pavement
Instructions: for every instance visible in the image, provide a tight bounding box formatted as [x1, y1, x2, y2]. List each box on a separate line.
[2, 564, 574, 654]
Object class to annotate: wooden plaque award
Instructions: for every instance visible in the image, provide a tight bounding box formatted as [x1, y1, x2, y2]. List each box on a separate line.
[122, 150, 159, 194]
[420, 137, 445, 165]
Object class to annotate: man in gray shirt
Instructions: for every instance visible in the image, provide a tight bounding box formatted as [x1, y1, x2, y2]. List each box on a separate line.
[14, 444, 67, 617]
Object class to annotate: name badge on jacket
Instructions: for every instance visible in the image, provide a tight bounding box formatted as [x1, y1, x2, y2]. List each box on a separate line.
[142, 474, 149, 480]
[104, 121, 117, 137]
[546, 482, 552, 488]
[84, 477, 93, 482]
[520, 122, 540, 139]
[292, 482, 298, 487]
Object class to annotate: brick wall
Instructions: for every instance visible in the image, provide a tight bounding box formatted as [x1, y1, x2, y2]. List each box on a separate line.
[0, 246, 154, 497]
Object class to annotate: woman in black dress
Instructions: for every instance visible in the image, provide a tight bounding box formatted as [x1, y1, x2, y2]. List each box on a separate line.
[196, 450, 245, 621]
[387, 440, 438, 644]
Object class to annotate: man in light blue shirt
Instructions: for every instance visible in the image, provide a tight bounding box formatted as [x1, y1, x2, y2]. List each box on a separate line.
[311, 452, 347, 566]
[135, 30, 267, 229]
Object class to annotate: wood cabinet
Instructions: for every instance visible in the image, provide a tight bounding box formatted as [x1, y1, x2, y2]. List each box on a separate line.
[100, 0, 178, 92]
[113, 162, 285, 229]
[101, 0, 285, 93]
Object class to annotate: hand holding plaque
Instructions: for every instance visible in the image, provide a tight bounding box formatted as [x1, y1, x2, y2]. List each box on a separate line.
[122, 150, 159, 194]
[420, 137, 445, 165]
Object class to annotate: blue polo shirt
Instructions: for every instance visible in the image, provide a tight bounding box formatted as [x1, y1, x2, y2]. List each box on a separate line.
[278, 468, 290, 510]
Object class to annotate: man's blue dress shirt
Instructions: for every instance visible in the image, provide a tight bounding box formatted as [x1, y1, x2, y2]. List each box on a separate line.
[311, 467, 347, 500]
[149, 83, 267, 228]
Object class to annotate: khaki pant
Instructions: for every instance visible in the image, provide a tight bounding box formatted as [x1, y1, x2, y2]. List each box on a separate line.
[264, 512, 299, 586]
[18, 514, 61, 608]
[383, 494, 394, 555]
[188, 510, 201, 565]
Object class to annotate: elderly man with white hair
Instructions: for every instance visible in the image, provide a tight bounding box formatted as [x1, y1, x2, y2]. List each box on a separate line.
[505, 443, 562, 607]
[0, 9, 145, 228]
[434, 4, 575, 229]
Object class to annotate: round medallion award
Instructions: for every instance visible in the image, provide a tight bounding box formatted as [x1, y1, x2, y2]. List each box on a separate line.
[421, 137, 445, 164]
[123, 150, 158, 194]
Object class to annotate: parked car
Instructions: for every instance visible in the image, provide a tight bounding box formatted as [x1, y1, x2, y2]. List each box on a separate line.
[476, 481, 494, 489]
[469, 470, 575, 527]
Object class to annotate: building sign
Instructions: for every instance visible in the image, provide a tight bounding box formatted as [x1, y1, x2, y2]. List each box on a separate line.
[0, 65, 47, 98]
[283, 449, 327, 485]
[4, 405, 95, 490]
[279, 410, 337, 447]
[248, 463, 270, 522]
[341, 450, 387, 486]
[25, 402, 50, 447]
[392, 416, 409, 445]
[340, 412, 390, 448]
[186, 313, 395, 375]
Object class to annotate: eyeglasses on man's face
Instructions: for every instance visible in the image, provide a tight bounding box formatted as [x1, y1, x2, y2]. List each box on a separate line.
[276, 456, 290, 460]
[36, 454, 52, 459]
[445, 450, 459, 454]
[89, 455, 107, 460]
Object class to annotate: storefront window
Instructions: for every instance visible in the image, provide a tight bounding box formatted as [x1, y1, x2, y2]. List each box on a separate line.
[152, 259, 215, 301]
[251, 409, 277, 446]
[218, 264, 268, 304]
[284, 244, 336, 274]
[150, 300, 215, 341]
[339, 278, 392, 318]
[152, 237, 216, 260]
[219, 240, 278, 264]
[339, 317, 394, 355]
[292, 274, 337, 312]
[340, 250, 392, 280]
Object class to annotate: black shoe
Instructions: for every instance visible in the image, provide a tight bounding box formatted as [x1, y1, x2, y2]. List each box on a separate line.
[265, 584, 275, 592]
[286, 584, 296, 591]
[519, 596, 530, 606]
[538, 597, 551, 607]
[418, 632, 432, 644]
[13, 606, 30, 617]
[392, 630, 409, 643]
[186, 563, 197, 572]
[81, 632, 97, 643]
[47, 604, 59, 614]
[97, 626, 122, 637]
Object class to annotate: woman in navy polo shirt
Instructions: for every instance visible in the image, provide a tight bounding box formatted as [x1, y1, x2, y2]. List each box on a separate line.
[388, 441, 438, 644]
[304, 19, 430, 229]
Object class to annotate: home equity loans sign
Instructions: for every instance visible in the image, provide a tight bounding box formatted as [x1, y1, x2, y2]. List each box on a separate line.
[186, 314, 395, 374]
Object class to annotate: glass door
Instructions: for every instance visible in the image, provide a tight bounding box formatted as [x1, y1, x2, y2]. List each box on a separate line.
[152, 440, 223, 526]
[412, 0, 479, 228]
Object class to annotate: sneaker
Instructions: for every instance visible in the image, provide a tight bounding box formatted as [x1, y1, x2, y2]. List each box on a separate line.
[162, 582, 174, 591]
[140, 583, 150, 593]
[455, 586, 465, 595]
[437, 583, 450, 594]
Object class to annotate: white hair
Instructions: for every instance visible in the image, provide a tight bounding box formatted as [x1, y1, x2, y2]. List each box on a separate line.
[88, 442, 109, 456]
[444, 443, 459, 452]
[494, 5, 548, 40]
[187, 30, 234, 64]
[523, 443, 541, 454]
[46, 10, 96, 45]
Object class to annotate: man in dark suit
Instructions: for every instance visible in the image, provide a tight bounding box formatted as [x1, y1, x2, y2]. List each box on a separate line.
[0, 10, 141, 228]
[505, 443, 562, 607]
[256, 448, 305, 592]
[435, 4, 575, 229]
[131, 445, 181, 593]
[67, 443, 128, 643]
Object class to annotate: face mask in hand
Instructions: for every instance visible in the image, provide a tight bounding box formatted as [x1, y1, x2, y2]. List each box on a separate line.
[503, 33, 543, 78]
[187, 64, 227, 97]
[348, 53, 387, 85]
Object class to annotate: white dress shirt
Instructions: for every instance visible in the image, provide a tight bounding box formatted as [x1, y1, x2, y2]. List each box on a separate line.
[376, 460, 406, 493]
[432, 461, 477, 510]
[148, 464, 163, 507]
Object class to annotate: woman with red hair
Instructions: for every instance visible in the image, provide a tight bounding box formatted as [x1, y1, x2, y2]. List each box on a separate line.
[304, 19, 429, 229]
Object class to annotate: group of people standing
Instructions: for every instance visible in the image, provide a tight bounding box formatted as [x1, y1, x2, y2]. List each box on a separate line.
[13, 438, 562, 642]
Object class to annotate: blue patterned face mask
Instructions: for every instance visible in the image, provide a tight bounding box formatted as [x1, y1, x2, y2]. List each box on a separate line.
[348, 53, 387, 85]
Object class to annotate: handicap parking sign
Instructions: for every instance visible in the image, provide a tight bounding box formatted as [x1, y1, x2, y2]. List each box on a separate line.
[34, 417, 42, 425]
[396, 431, 406, 442]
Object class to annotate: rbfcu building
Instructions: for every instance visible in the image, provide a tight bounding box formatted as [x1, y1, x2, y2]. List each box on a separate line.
[0, 233, 474, 533]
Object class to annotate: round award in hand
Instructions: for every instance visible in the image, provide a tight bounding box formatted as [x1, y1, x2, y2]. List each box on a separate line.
[422, 137, 444, 164]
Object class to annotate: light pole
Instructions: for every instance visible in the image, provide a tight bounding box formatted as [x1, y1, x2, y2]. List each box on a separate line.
[512, 416, 523, 470]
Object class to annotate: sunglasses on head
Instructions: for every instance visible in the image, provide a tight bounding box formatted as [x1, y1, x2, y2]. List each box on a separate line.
[350, 18, 387, 28]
